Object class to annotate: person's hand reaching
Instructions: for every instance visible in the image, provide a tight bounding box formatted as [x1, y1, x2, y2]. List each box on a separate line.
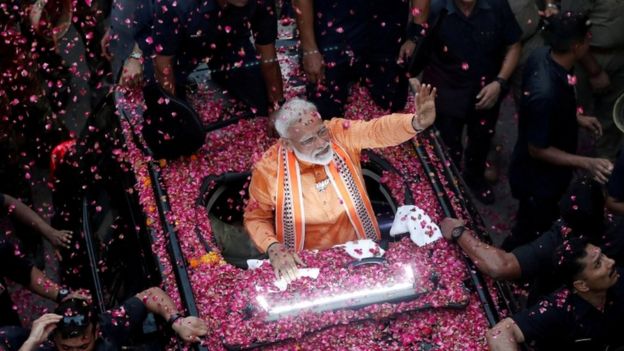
[172, 316, 208, 343]
[44, 229, 73, 249]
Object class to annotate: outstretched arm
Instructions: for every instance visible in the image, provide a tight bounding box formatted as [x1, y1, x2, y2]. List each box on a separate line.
[3, 194, 72, 249]
[256, 43, 284, 110]
[486, 318, 524, 351]
[292, 0, 324, 83]
[136, 287, 208, 343]
[440, 218, 521, 280]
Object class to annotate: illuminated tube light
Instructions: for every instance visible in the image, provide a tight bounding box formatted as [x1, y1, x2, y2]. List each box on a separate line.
[256, 265, 420, 321]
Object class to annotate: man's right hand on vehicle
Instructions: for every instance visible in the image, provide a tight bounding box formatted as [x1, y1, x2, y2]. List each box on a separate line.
[172, 316, 208, 343]
[267, 243, 306, 283]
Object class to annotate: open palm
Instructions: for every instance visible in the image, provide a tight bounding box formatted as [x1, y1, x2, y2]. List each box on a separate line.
[410, 79, 437, 130]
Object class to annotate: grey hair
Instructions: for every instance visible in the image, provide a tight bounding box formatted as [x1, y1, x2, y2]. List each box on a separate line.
[273, 98, 318, 138]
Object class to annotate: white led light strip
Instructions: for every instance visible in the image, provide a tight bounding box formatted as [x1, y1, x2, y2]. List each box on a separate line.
[256, 265, 419, 321]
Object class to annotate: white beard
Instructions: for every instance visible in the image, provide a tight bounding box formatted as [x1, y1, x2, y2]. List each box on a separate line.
[293, 146, 333, 165]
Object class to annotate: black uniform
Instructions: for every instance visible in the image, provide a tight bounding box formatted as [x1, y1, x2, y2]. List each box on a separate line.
[509, 47, 579, 246]
[421, 0, 521, 182]
[306, 0, 410, 119]
[152, 0, 277, 116]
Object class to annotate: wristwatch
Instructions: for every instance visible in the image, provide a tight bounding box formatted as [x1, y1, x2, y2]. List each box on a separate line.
[494, 77, 509, 91]
[56, 288, 70, 303]
[451, 226, 466, 242]
[129, 52, 143, 60]
[167, 313, 184, 329]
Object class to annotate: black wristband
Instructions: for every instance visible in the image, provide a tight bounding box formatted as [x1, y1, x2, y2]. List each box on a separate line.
[266, 242, 280, 254]
[167, 313, 184, 329]
[56, 288, 70, 303]
[494, 77, 509, 92]
[406, 21, 425, 42]
[451, 226, 467, 243]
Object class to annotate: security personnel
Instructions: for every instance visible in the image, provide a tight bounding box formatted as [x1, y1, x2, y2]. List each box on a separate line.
[562, 0, 624, 160]
[293, 0, 410, 119]
[508, 12, 613, 249]
[416, 0, 522, 205]
[152, 0, 283, 116]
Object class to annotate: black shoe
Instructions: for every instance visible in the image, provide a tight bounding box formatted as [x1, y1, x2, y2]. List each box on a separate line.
[464, 175, 495, 205]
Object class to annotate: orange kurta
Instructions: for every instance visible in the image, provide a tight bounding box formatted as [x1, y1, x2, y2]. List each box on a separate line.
[243, 113, 418, 253]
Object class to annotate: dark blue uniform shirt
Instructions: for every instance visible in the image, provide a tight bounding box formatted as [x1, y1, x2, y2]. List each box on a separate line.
[311, 0, 408, 56]
[509, 47, 579, 200]
[512, 267, 624, 351]
[421, 0, 521, 118]
[0, 236, 34, 327]
[153, 0, 277, 75]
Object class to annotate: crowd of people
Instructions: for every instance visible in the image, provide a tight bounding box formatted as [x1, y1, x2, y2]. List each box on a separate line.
[1, 0, 624, 349]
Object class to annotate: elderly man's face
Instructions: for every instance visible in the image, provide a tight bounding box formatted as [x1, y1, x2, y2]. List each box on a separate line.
[285, 111, 332, 165]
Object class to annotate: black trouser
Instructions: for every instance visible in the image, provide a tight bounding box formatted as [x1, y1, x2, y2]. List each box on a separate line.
[434, 102, 501, 179]
[307, 49, 408, 119]
[209, 43, 270, 117]
[210, 66, 269, 117]
[505, 195, 560, 250]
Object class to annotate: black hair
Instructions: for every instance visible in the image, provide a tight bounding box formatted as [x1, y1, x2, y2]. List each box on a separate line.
[542, 11, 591, 54]
[53, 298, 97, 339]
[559, 177, 606, 238]
[553, 237, 589, 289]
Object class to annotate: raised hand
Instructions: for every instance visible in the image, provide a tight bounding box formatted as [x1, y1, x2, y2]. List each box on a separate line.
[21, 314, 62, 350]
[410, 78, 437, 130]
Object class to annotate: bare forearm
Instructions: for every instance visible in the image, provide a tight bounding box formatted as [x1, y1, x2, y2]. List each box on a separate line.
[410, 0, 430, 24]
[529, 145, 588, 169]
[497, 42, 521, 80]
[135, 287, 180, 320]
[456, 230, 521, 280]
[153, 55, 176, 95]
[606, 197, 624, 216]
[257, 44, 284, 104]
[18, 340, 38, 351]
[4, 195, 54, 239]
[29, 267, 60, 301]
[292, 0, 317, 50]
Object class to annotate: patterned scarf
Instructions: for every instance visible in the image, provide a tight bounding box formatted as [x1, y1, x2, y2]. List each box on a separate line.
[276, 141, 380, 251]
